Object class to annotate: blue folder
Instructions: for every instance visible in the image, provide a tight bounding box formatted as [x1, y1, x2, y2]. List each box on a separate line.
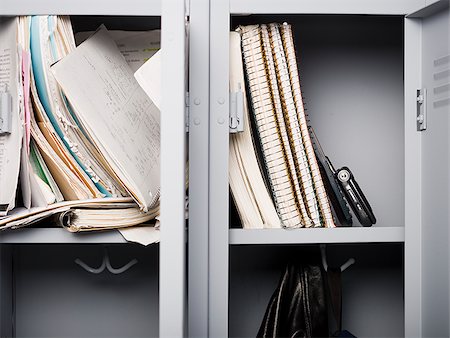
[30, 16, 111, 197]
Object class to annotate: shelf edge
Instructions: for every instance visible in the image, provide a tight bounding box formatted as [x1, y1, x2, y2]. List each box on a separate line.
[0, 228, 128, 244]
[229, 227, 405, 245]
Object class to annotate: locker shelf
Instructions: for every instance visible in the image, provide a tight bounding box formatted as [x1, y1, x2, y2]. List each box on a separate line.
[229, 226, 405, 245]
[229, 0, 420, 15]
[0, 228, 129, 244]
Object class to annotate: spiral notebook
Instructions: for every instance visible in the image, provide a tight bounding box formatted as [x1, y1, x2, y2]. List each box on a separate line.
[237, 23, 335, 228]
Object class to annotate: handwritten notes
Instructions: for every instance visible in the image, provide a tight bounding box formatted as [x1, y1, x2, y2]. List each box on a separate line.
[75, 30, 160, 72]
[0, 17, 22, 215]
[51, 27, 160, 211]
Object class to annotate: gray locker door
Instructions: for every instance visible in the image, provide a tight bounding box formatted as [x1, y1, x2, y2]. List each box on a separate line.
[160, 0, 187, 336]
[420, 2, 450, 337]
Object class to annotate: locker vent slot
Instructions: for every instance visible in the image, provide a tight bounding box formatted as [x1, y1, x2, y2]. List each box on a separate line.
[434, 55, 450, 67]
[433, 54, 450, 108]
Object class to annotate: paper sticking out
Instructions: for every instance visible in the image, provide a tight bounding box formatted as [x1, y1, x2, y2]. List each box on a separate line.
[119, 225, 160, 246]
[134, 50, 162, 110]
[75, 30, 160, 72]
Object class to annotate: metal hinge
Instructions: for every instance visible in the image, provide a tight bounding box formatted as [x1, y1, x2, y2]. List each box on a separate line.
[416, 88, 427, 131]
[0, 86, 12, 135]
[229, 86, 244, 133]
[185, 91, 189, 133]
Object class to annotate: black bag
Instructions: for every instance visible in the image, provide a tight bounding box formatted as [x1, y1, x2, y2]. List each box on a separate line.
[326, 268, 356, 338]
[257, 263, 329, 338]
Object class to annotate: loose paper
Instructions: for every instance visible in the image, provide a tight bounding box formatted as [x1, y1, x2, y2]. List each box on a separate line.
[0, 17, 22, 215]
[51, 27, 161, 211]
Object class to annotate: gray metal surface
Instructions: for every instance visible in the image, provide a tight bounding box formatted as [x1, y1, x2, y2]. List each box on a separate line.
[0, 0, 161, 16]
[229, 227, 405, 245]
[404, 17, 424, 337]
[0, 229, 128, 244]
[408, 0, 449, 17]
[14, 245, 159, 337]
[421, 5, 450, 337]
[284, 15, 405, 229]
[160, 0, 187, 336]
[209, 0, 230, 336]
[230, 0, 425, 15]
[0, 246, 13, 337]
[188, 0, 210, 336]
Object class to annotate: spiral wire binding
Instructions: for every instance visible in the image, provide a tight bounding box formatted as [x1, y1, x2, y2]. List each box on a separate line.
[280, 23, 335, 228]
[239, 25, 303, 228]
[260, 24, 312, 228]
[268, 24, 321, 227]
[238, 23, 337, 229]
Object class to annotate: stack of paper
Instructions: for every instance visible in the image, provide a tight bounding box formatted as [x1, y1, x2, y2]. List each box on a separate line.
[0, 17, 22, 216]
[0, 15, 163, 234]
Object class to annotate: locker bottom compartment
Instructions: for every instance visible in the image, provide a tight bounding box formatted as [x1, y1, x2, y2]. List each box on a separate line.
[2, 244, 159, 338]
[229, 244, 404, 337]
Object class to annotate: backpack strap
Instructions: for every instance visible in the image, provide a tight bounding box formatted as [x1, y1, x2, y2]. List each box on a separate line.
[327, 267, 342, 332]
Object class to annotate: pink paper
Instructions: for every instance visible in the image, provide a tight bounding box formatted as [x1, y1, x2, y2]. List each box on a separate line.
[22, 50, 31, 152]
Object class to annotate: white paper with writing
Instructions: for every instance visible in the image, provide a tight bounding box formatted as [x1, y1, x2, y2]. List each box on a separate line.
[0, 18, 22, 215]
[75, 30, 160, 72]
[51, 27, 160, 211]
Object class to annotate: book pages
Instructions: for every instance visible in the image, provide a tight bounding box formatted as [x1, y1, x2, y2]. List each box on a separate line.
[229, 31, 281, 229]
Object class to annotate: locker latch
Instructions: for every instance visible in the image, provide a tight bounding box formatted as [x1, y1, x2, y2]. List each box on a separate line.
[416, 88, 427, 131]
[229, 85, 244, 133]
[0, 85, 12, 135]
